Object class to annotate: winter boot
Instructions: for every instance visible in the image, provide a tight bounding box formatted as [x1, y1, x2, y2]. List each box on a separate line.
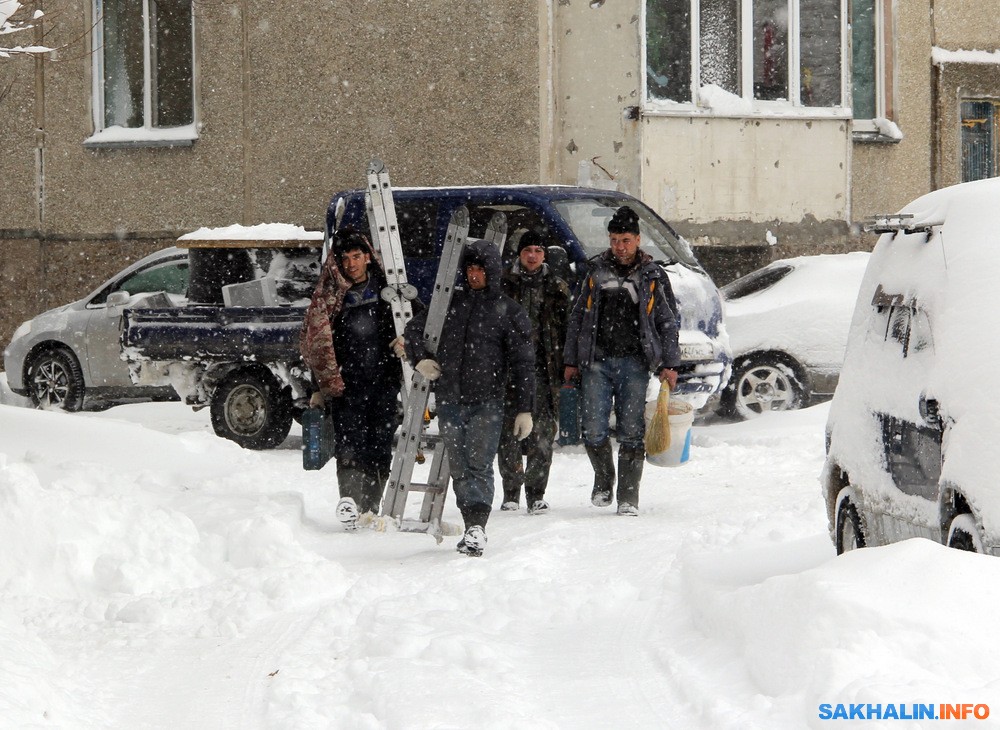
[585, 439, 616, 507]
[336, 497, 360, 531]
[456, 525, 487, 557]
[500, 479, 521, 511]
[359, 465, 387, 516]
[527, 499, 550, 515]
[616, 444, 645, 516]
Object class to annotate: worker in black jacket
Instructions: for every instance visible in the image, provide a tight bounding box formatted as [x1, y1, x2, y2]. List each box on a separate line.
[403, 238, 535, 556]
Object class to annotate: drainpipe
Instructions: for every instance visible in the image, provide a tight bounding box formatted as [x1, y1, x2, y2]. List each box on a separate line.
[241, 0, 251, 224]
[929, 0, 939, 190]
[33, 0, 45, 230]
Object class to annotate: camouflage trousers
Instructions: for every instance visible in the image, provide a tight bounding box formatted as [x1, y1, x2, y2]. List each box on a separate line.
[497, 407, 557, 506]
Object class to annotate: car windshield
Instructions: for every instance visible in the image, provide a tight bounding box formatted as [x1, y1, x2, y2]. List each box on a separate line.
[721, 264, 793, 300]
[552, 196, 700, 267]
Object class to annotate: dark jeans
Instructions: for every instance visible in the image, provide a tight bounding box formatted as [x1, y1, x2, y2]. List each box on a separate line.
[581, 356, 648, 449]
[330, 379, 399, 474]
[438, 399, 504, 515]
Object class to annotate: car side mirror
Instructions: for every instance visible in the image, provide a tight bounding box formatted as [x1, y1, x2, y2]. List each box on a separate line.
[106, 291, 130, 308]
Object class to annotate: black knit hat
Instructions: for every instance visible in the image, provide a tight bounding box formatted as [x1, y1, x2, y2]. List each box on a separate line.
[517, 230, 544, 254]
[607, 206, 640, 235]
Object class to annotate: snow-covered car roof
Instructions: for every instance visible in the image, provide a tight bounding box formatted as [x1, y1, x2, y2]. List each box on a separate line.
[722, 252, 870, 369]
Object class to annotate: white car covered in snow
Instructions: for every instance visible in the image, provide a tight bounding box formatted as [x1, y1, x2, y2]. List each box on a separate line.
[717, 252, 870, 419]
[824, 177, 1000, 556]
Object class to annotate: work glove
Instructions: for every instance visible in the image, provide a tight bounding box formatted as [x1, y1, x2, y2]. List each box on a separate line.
[309, 392, 325, 408]
[389, 335, 407, 359]
[513, 412, 533, 441]
[415, 359, 442, 381]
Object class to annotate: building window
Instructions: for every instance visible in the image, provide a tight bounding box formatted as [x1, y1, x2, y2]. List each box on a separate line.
[645, 0, 845, 112]
[850, 0, 894, 136]
[961, 100, 998, 182]
[89, 0, 195, 145]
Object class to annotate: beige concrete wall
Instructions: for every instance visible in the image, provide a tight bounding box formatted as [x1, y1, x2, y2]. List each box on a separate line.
[850, 1, 934, 221]
[933, 0, 999, 50]
[548, 0, 643, 194]
[32, 1, 540, 237]
[0, 53, 37, 231]
[641, 116, 849, 225]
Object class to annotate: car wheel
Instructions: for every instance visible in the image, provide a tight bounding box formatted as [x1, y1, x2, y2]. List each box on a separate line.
[722, 356, 805, 420]
[210, 370, 292, 450]
[26, 346, 85, 411]
[835, 495, 866, 555]
[946, 513, 984, 553]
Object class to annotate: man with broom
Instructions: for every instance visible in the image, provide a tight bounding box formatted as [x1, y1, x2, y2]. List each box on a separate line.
[562, 206, 681, 516]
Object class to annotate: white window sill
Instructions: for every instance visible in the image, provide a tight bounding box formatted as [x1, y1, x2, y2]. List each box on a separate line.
[641, 101, 852, 122]
[84, 124, 199, 149]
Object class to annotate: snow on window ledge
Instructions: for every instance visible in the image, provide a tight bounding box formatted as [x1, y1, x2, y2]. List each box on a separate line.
[84, 124, 199, 149]
[643, 87, 852, 121]
[852, 117, 903, 144]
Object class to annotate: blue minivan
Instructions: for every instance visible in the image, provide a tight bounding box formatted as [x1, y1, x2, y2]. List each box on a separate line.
[326, 185, 731, 408]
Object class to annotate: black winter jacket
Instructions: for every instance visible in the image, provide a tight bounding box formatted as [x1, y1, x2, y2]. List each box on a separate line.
[405, 238, 536, 412]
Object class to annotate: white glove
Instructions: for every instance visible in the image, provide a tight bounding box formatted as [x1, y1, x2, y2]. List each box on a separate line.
[513, 412, 533, 441]
[415, 359, 442, 381]
[389, 335, 407, 359]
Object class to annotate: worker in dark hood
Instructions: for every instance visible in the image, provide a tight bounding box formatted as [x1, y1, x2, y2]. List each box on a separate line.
[402, 238, 535, 556]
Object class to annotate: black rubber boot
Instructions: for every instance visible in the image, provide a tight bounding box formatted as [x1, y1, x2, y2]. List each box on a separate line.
[460, 504, 492, 530]
[617, 444, 645, 514]
[585, 439, 615, 507]
[359, 465, 387, 515]
[501, 482, 522, 509]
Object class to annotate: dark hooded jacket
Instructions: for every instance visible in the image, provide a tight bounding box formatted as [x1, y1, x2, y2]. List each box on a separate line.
[404, 238, 535, 412]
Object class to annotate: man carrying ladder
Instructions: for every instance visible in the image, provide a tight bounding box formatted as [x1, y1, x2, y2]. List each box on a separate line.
[401, 237, 535, 556]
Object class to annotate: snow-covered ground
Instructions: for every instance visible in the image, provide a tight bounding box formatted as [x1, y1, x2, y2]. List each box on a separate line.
[1, 394, 998, 728]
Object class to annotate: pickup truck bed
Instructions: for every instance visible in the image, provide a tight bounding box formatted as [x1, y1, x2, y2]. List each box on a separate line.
[122, 306, 305, 362]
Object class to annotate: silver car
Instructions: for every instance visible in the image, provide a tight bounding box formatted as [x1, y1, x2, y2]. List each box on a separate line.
[4, 247, 190, 411]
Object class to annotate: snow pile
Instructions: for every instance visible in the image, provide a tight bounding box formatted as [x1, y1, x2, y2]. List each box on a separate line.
[1, 401, 999, 726]
[179, 224, 323, 242]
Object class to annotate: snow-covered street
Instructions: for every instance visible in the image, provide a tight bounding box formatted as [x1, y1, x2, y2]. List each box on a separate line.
[1, 397, 998, 728]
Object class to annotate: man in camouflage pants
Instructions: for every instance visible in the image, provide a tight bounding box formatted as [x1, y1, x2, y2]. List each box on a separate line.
[497, 231, 572, 514]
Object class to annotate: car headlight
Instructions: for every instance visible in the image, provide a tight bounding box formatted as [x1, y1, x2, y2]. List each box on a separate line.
[679, 342, 714, 362]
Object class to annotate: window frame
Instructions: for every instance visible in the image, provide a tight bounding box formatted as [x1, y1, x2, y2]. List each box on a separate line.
[850, 0, 895, 139]
[642, 0, 851, 119]
[960, 99, 999, 183]
[87, 0, 198, 149]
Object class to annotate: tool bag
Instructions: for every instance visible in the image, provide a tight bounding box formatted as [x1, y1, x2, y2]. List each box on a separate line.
[558, 382, 582, 446]
[302, 403, 336, 470]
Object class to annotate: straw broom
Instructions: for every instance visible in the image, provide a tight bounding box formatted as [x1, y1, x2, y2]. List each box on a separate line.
[645, 381, 672, 455]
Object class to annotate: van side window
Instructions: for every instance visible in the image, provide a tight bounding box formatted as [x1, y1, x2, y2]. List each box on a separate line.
[871, 286, 933, 357]
[396, 201, 438, 258]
